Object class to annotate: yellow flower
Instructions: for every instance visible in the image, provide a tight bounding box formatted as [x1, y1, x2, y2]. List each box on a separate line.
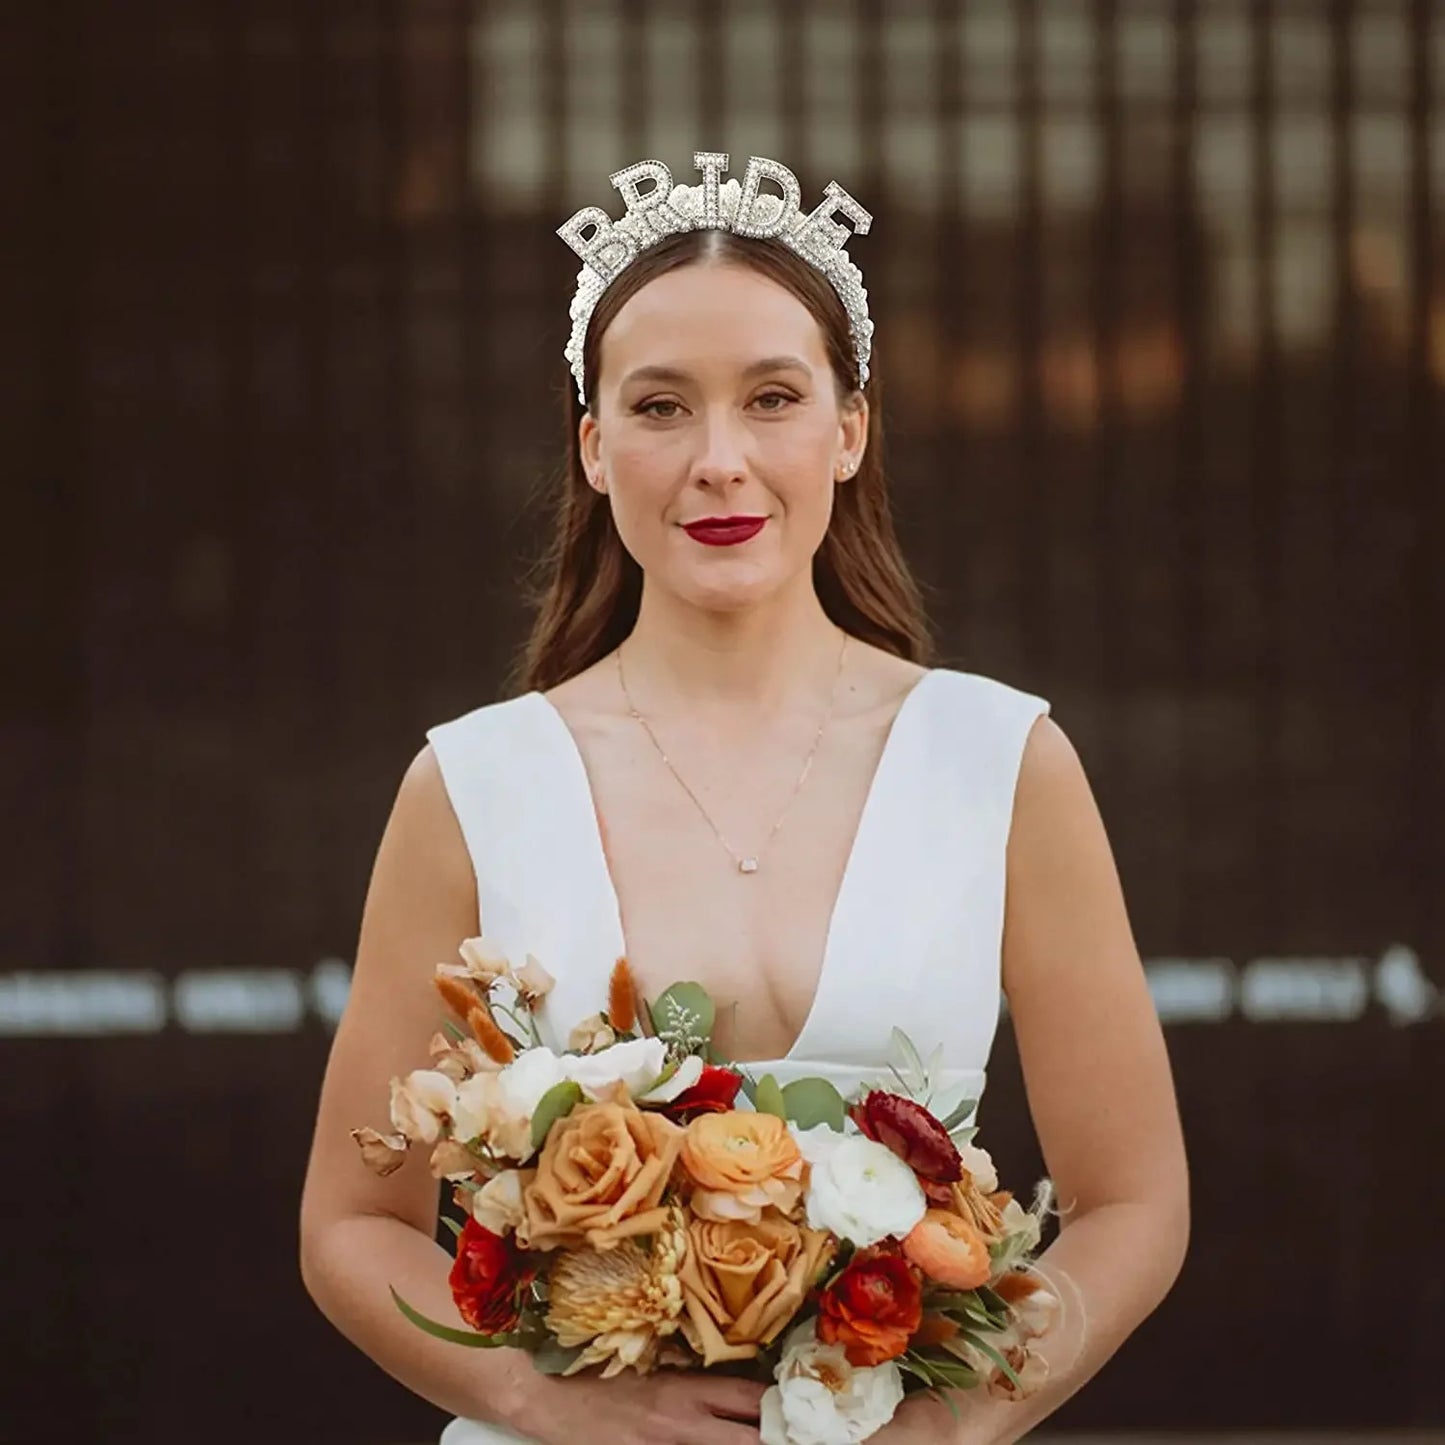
[544, 1209, 688, 1377]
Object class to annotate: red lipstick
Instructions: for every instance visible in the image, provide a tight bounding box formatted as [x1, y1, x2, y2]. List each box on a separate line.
[681, 516, 768, 547]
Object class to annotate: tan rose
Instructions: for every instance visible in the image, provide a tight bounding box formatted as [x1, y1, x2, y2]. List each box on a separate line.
[679, 1215, 834, 1365]
[680, 1112, 805, 1223]
[523, 1101, 684, 1251]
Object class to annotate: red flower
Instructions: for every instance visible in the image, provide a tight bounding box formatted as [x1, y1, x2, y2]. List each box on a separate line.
[656, 1064, 743, 1123]
[850, 1090, 962, 1184]
[817, 1250, 924, 1366]
[448, 1218, 538, 1335]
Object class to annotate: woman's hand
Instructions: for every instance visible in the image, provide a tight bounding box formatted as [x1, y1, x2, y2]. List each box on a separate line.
[514, 1368, 768, 1445]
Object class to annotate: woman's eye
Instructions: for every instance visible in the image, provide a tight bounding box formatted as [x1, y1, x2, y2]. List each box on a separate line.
[637, 399, 682, 419]
[754, 391, 795, 412]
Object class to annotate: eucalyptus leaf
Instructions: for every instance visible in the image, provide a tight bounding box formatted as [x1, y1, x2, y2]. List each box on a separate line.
[781, 1077, 846, 1131]
[938, 1098, 978, 1132]
[530, 1080, 584, 1152]
[651, 982, 716, 1048]
[737, 1071, 758, 1105]
[390, 1288, 518, 1349]
[949, 1125, 979, 1145]
[754, 1073, 787, 1120]
[890, 1027, 927, 1091]
[440, 1215, 464, 1240]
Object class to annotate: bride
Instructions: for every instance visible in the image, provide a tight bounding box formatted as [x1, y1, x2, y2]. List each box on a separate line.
[299, 153, 1189, 1445]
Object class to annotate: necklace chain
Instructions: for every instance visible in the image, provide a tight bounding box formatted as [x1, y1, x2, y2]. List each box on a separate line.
[615, 630, 850, 875]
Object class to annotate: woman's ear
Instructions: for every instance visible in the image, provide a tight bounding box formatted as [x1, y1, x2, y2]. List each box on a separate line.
[836, 393, 868, 480]
[578, 413, 605, 492]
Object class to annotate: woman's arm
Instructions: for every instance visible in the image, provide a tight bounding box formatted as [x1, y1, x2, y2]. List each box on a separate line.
[298, 745, 534, 1424]
[894, 715, 1190, 1444]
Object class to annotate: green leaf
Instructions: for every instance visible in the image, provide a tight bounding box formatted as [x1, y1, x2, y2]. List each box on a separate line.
[530, 1080, 584, 1152]
[937, 1098, 978, 1132]
[531, 1340, 587, 1375]
[440, 1215, 464, 1240]
[737, 1071, 758, 1105]
[754, 1073, 787, 1120]
[781, 1077, 847, 1131]
[390, 1287, 519, 1348]
[651, 982, 716, 1047]
[975, 1284, 1010, 1316]
[890, 1027, 927, 1091]
[442, 1019, 468, 1043]
[949, 1125, 979, 1145]
[959, 1331, 1024, 1392]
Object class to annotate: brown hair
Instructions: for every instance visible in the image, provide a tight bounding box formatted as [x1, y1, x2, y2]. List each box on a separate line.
[509, 228, 933, 695]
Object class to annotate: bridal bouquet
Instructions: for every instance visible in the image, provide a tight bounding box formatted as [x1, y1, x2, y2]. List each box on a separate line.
[353, 936, 1061, 1443]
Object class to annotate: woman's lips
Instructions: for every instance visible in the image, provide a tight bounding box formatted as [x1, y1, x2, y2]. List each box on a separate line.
[681, 517, 768, 547]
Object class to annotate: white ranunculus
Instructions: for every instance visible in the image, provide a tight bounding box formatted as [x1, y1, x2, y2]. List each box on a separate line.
[794, 1126, 927, 1248]
[957, 1141, 998, 1194]
[496, 1047, 573, 1117]
[760, 1320, 904, 1445]
[388, 1069, 459, 1145]
[565, 1036, 669, 1100]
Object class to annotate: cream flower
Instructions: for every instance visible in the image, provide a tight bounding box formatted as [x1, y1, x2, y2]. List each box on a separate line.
[760, 1319, 904, 1445]
[957, 1141, 999, 1194]
[794, 1127, 926, 1248]
[452, 1071, 532, 1161]
[350, 1126, 407, 1176]
[544, 1208, 688, 1377]
[470, 1169, 531, 1236]
[568, 1012, 617, 1054]
[512, 953, 556, 1008]
[457, 934, 512, 985]
[388, 1069, 458, 1145]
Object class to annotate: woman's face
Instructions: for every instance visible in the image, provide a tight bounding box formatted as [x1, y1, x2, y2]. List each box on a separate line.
[578, 262, 867, 614]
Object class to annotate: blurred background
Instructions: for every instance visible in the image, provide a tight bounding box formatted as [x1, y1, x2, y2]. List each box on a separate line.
[4, 1, 1443, 1442]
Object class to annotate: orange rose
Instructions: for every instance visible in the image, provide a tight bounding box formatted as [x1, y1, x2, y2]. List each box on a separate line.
[678, 1215, 834, 1365]
[523, 1101, 683, 1251]
[902, 1208, 991, 1290]
[817, 1249, 923, 1366]
[680, 1111, 804, 1223]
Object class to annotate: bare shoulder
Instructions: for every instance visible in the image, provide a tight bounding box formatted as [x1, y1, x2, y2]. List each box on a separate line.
[1001, 710, 1189, 1225]
[299, 742, 478, 1246]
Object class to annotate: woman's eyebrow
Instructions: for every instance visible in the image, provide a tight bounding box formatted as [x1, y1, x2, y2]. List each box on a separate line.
[620, 354, 813, 388]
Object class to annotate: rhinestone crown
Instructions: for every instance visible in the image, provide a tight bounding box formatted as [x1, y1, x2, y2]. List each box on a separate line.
[557, 151, 874, 406]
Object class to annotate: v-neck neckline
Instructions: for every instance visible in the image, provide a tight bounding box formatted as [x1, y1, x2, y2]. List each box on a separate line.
[530, 667, 939, 1065]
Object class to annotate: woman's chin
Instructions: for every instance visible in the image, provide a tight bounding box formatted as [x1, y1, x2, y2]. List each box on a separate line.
[670, 563, 782, 614]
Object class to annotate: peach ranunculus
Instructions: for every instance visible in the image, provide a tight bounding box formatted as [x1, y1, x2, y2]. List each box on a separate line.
[678, 1215, 834, 1366]
[902, 1208, 992, 1291]
[523, 1101, 684, 1251]
[680, 1112, 805, 1223]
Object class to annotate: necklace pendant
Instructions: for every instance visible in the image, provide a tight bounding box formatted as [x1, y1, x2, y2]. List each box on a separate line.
[738, 856, 759, 874]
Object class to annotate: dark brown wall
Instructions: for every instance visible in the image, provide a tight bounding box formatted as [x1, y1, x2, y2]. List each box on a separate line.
[4, 3, 1442, 1441]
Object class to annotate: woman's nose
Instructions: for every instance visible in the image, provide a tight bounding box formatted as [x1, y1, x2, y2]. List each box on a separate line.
[691, 409, 751, 486]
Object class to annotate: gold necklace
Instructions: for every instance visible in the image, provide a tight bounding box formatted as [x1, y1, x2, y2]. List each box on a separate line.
[615, 630, 850, 875]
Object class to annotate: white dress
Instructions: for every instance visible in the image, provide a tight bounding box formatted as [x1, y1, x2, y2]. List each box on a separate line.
[424, 666, 1050, 1445]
